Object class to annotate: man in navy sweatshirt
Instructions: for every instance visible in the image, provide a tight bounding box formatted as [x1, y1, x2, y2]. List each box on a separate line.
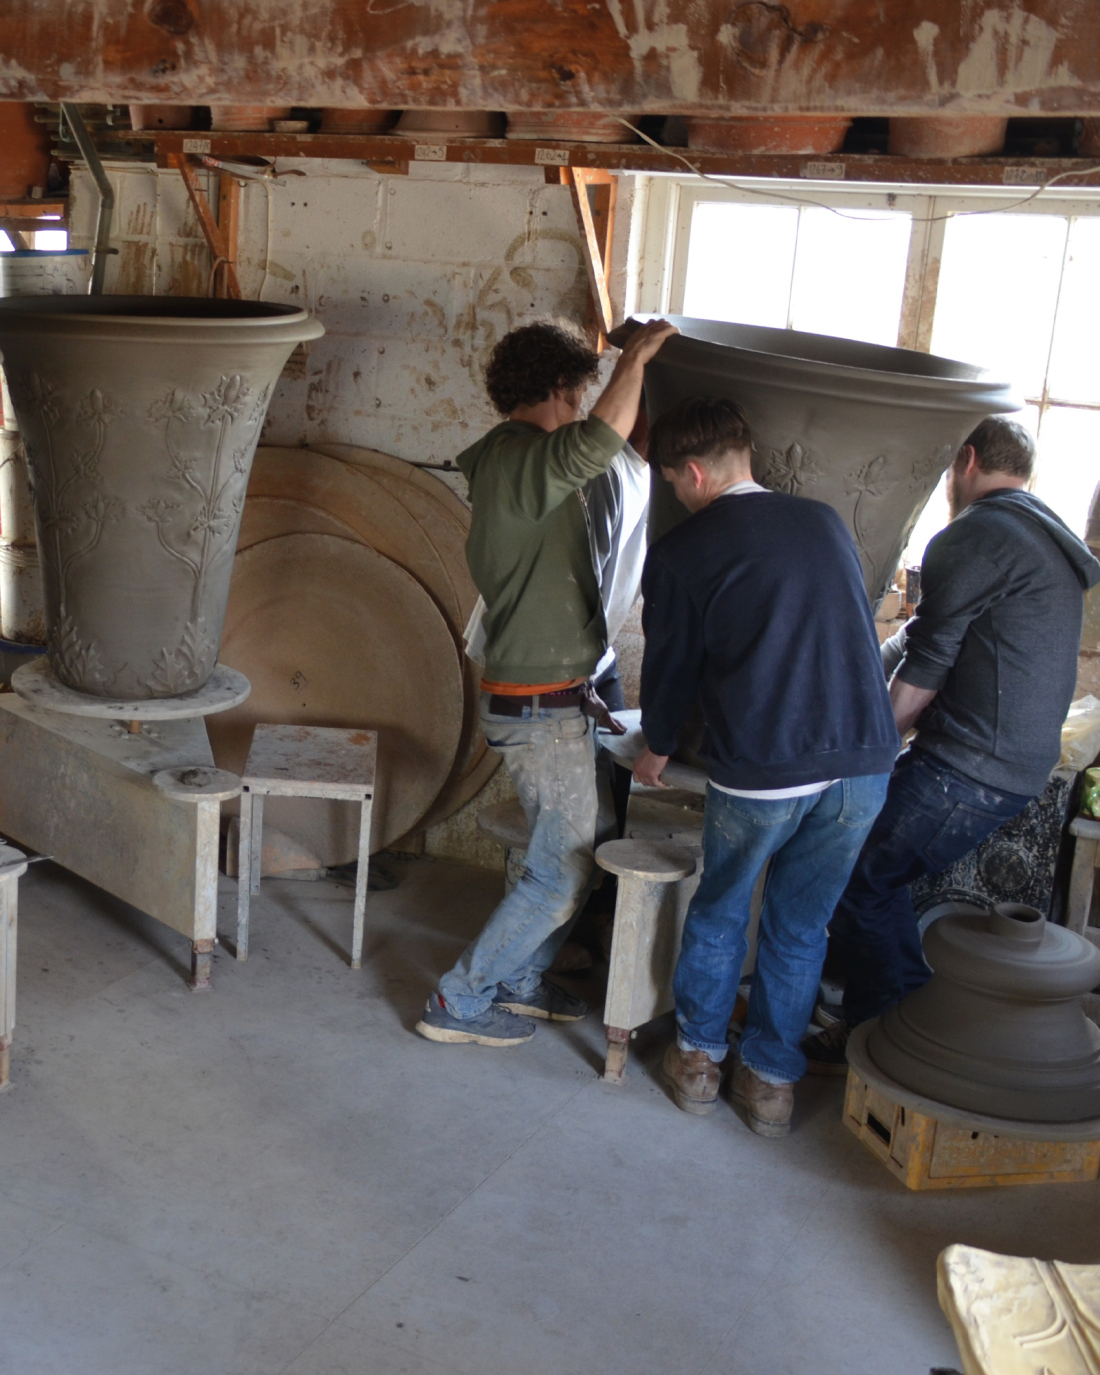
[632, 396, 898, 1137]
[806, 416, 1100, 1073]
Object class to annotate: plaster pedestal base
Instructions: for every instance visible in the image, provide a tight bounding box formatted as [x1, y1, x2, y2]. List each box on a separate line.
[0, 695, 227, 989]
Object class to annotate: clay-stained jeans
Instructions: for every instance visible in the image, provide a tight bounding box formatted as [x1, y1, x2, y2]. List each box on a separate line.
[438, 696, 599, 1020]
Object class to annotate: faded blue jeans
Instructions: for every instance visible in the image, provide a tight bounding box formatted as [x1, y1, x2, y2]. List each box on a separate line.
[438, 695, 599, 1019]
[675, 775, 890, 1084]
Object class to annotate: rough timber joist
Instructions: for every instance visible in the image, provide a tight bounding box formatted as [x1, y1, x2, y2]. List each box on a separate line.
[3, 2, 1100, 115]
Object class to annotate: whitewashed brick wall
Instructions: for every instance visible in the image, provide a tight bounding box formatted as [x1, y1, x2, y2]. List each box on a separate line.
[70, 160, 638, 484]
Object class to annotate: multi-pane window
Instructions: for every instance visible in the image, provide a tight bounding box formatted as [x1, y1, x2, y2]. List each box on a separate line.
[645, 180, 1100, 554]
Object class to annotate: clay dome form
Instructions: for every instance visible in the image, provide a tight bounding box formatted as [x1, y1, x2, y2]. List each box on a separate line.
[868, 903, 1100, 1124]
[0, 296, 323, 701]
[613, 315, 1020, 607]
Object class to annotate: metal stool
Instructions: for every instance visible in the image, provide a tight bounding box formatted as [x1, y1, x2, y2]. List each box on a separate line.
[236, 725, 377, 969]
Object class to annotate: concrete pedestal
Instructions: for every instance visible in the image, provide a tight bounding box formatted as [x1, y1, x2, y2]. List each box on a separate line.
[0, 695, 225, 988]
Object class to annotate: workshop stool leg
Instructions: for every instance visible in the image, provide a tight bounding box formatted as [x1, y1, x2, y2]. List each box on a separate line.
[190, 939, 213, 992]
[604, 1026, 631, 1084]
[351, 793, 373, 970]
[236, 790, 254, 961]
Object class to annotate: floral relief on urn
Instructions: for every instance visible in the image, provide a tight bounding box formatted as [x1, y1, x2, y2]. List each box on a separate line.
[0, 296, 323, 700]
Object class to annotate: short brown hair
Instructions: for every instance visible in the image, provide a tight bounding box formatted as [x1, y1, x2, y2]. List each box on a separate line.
[484, 321, 600, 416]
[649, 396, 753, 472]
[963, 416, 1036, 481]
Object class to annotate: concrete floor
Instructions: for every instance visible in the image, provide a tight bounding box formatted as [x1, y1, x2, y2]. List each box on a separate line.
[1, 858, 1098, 1375]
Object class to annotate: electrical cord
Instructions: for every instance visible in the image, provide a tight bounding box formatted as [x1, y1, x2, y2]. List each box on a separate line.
[612, 116, 1100, 223]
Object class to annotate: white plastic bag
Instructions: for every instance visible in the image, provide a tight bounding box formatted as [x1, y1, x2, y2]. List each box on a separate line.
[1060, 695, 1100, 770]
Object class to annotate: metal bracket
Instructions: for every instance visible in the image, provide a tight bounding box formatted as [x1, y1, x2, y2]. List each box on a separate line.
[59, 103, 114, 295]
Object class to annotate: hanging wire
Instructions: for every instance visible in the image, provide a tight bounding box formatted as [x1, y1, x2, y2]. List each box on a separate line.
[612, 117, 1100, 223]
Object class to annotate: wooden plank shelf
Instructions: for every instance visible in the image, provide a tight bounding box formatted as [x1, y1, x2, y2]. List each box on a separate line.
[82, 130, 1100, 189]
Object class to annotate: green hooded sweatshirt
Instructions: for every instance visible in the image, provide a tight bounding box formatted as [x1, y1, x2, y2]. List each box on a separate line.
[458, 415, 625, 685]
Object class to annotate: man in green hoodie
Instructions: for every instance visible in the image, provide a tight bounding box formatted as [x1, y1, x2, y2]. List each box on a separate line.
[416, 316, 676, 1048]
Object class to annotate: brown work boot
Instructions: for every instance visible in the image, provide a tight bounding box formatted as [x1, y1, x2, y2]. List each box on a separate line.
[730, 1062, 794, 1138]
[660, 1043, 721, 1116]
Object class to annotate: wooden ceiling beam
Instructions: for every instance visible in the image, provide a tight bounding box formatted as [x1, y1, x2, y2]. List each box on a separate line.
[3, 2, 1100, 115]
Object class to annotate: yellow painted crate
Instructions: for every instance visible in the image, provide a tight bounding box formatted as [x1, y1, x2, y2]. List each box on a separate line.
[843, 1066, 1100, 1191]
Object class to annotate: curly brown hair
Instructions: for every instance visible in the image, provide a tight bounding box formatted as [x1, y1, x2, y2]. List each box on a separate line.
[485, 321, 600, 416]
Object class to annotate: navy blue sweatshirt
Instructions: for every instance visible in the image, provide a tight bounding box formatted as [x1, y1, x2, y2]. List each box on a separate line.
[640, 490, 899, 790]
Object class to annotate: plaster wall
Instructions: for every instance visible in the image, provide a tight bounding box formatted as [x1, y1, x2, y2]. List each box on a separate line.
[69, 160, 637, 483]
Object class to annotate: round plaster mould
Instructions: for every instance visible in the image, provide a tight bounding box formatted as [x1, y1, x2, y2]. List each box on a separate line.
[888, 116, 1008, 158]
[684, 115, 850, 155]
[505, 112, 639, 143]
[208, 106, 293, 132]
[867, 903, 1100, 1123]
[616, 315, 1021, 607]
[0, 296, 323, 699]
[394, 110, 505, 138]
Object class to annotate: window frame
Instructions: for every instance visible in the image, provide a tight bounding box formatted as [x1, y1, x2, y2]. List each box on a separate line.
[636, 175, 1100, 425]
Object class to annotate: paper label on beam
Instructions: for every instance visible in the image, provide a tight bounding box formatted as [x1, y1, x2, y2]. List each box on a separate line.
[535, 148, 571, 166]
[1003, 166, 1040, 185]
[801, 161, 845, 180]
[414, 144, 447, 161]
[183, 139, 212, 154]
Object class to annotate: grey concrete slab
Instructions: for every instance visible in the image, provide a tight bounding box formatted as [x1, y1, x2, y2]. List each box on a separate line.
[282, 1324, 457, 1375]
[3, 852, 1100, 1375]
[0, 1221, 330, 1375]
[0, 1194, 63, 1271]
[0, 863, 597, 1320]
[331, 1074, 843, 1375]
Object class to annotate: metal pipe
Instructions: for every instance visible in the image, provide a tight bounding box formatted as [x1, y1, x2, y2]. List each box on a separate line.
[59, 104, 113, 295]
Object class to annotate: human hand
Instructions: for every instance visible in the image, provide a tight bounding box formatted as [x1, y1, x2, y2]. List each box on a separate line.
[616, 318, 678, 369]
[584, 685, 628, 735]
[633, 746, 670, 787]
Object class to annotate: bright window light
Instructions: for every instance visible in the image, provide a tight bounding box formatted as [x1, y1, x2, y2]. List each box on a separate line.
[32, 228, 68, 252]
[682, 202, 799, 328]
[930, 214, 1067, 395]
[788, 207, 912, 347]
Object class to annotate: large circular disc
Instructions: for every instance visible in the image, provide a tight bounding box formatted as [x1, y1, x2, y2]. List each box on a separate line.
[311, 443, 488, 825]
[207, 534, 463, 857]
[250, 449, 460, 629]
[243, 457, 484, 817]
[237, 497, 361, 551]
[313, 441, 473, 527]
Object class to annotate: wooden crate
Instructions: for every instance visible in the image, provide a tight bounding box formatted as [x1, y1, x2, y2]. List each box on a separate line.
[843, 1066, 1100, 1190]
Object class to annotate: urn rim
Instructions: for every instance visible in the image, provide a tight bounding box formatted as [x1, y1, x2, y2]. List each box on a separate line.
[0, 294, 324, 346]
[615, 313, 1022, 415]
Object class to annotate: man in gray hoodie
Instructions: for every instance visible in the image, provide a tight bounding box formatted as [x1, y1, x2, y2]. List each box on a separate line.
[806, 416, 1100, 1071]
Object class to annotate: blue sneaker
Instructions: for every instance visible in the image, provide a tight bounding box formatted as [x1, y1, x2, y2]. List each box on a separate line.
[493, 977, 588, 1022]
[416, 991, 536, 1047]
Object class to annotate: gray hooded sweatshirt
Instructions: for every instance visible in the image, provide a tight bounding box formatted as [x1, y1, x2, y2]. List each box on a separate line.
[882, 489, 1100, 797]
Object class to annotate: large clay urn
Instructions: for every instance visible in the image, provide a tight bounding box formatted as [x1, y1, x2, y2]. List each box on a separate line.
[613, 316, 1020, 606]
[0, 297, 323, 699]
[868, 904, 1100, 1123]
